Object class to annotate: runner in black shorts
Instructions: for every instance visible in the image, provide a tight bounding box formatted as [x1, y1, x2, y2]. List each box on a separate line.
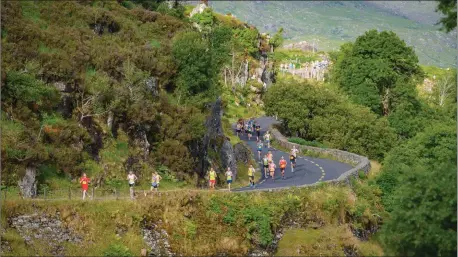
[255, 124, 261, 141]
[290, 153, 296, 173]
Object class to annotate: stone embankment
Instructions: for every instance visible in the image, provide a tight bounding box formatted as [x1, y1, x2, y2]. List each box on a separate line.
[270, 125, 371, 187]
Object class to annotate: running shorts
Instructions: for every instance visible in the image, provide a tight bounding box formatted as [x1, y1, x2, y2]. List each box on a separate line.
[227, 179, 232, 184]
[210, 180, 216, 184]
[152, 183, 158, 188]
[129, 183, 135, 187]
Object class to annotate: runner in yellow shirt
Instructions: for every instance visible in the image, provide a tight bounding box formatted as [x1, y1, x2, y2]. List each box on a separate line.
[225, 167, 233, 191]
[208, 168, 217, 190]
[248, 164, 256, 188]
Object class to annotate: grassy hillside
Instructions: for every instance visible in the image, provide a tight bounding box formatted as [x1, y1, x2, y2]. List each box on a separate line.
[1, 177, 385, 256]
[207, 1, 456, 68]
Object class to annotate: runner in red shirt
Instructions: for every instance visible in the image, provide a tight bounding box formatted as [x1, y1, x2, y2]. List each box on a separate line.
[79, 173, 90, 200]
[279, 156, 287, 180]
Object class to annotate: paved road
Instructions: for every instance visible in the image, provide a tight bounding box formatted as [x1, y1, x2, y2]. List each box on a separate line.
[233, 117, 352, 192]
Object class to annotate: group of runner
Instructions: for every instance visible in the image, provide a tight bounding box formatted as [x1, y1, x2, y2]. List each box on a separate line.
[207, 118, 301, 190]
[236, 118, 262, 141]
[78, 117, 301, 198]
[78, 170, 162, 200]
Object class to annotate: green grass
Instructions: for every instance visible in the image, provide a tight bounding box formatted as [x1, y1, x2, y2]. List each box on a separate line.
[288, 137, 328, 148]
[1, 183, 384, 256]
[276, 226, 384, 256]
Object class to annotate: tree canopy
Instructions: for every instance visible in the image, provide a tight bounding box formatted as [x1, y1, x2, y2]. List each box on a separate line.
[330, 30, 423, 116]
[436, 0, 457, 32]
[377, 122, 457, 256]
[263, 78, 396, 160]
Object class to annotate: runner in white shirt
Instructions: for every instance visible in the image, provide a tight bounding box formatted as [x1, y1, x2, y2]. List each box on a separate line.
[127, 171, 138, 200]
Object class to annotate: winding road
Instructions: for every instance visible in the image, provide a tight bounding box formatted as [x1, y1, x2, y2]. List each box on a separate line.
[233, 117, 353, 192]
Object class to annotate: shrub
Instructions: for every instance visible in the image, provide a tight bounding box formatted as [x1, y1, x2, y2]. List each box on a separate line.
[103, 243, 133, 257]
[288, 137, 327, 148]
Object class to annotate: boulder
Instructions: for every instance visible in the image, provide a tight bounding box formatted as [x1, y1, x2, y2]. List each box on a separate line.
[145, 77, 159, 97]
[201, 97, 238, 180]
[234, 142, 251, 164]
[190, 2, 208, 17]
[18, 166, 37, 198]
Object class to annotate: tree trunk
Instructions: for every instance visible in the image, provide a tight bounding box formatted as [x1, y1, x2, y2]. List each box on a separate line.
[107, 111, 114, 132]
[18, 166, 37, 198]
[382, 88, 390, 116]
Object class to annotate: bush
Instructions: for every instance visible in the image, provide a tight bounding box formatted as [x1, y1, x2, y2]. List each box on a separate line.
[288, 137, 327, 148]
[103, 243, 133, 257]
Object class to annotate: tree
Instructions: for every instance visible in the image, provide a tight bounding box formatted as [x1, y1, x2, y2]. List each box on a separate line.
[377, 122, 457, 256]
[331, 30, 423, 116]
[172, 31, 217, 102]
[436, 0, 457, 32]
[269, 27, 284, 52]
[263, 78, 397, 160]
[376, 122, 456, 211]
[434, 72, 457, 106]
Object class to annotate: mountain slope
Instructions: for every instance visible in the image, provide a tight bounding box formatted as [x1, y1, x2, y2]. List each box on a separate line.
[207, 1, 456, 68]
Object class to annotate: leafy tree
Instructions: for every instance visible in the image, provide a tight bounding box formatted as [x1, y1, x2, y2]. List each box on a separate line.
[191, 8, 216, 34]
[436, 0, 457, 32]
[376, 122, 456, 211]
[232, 27, 259, 57]
[377, 122, 457, 256]
[269, 27, 284, 51]
[172, 31, 219, 102]
[264, 78, 396, 160]
[331, 30, 423, 116]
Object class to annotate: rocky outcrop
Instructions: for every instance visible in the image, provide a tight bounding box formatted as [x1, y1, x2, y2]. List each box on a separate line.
[283, 41, 318, 52]
[18, 166, 37, 198]
[234, 142, 252, 164]
[142, 223, 173, 257]
[145, 77, 159, 97]
[9, 213, 82, 255]
[201, 97, 238, 180]
[190, 1, 208, 17]
[53, 82, 74, 119]
[260, 55, 275, 88]
[90, 15, 120, 36]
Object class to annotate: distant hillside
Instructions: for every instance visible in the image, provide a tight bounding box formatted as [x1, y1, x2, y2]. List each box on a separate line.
[206, 1, 456, 68]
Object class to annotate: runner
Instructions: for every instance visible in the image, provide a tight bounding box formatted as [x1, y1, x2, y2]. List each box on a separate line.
[257, 140, 263, 161]
[247, 121, 253, 141]
[279, 156, 287, 180]
[262, 154, 269, 178]
[255, 123, 261, 141]
[248, 164, 256, 188]
[236, 122, 242, 137]
[290, 145, 299, 173]
[79, 173, 90, 200]
[150, 172, 162, 193]
[264, 131, 271, 148]
[251, 118, 256, 134]
[245, 122, 250, 139]
[241, 119, 246, 136]
[268, 161, 276, 181]
[208, 167, 217, 190]
[267, 150, 273, 164]
[127, 171, 138, 200]
[225, 167, 233, 191]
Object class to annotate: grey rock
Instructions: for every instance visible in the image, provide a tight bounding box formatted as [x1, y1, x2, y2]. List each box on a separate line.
[145, 77, 159, 97]
[17, 166, 37, 198]
[234, 142, 252, 164]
